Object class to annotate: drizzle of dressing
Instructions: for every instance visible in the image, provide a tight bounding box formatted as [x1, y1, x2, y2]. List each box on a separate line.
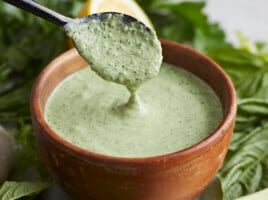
[64, 13, 162, 107]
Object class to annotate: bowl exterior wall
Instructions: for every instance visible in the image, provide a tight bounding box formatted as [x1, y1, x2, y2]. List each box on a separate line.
[31, 40, 236, 200]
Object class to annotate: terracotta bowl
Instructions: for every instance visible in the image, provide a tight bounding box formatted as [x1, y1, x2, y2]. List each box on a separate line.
[31, 40, 236, 200]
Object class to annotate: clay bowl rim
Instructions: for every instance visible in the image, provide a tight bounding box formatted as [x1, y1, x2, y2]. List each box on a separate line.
[31, 39, 237, 165]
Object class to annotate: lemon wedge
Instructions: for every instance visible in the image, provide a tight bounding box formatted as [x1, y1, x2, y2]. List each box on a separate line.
[78, 0, 153, 29]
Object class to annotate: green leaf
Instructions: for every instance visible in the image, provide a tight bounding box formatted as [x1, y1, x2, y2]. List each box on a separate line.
[219, 123, 268, 200]
[0, 181, 50, 200]
[9, 121, 50, 182]
[239, 99, 268, 115]
[138, 0, 230, 52]
[207, 43, 268, 118]
[207, 48, 266, 85]
[259, 158, 268, 189]
[0, 82, 32, 111]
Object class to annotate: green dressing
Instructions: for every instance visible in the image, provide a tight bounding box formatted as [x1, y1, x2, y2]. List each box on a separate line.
[45, 63, 222, 158]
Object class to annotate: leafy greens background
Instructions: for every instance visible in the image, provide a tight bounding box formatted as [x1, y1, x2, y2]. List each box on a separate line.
[1, 0, 268, 199]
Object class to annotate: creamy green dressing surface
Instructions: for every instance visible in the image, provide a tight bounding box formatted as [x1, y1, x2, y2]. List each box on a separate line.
[45, 63, 222, 158]
[64, 13, 162, 93]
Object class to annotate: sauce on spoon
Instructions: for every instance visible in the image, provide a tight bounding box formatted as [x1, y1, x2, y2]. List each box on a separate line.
[64, 13, 162, 106]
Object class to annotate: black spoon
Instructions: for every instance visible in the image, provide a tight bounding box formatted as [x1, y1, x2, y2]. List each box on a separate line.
[3, 0, 72, 26]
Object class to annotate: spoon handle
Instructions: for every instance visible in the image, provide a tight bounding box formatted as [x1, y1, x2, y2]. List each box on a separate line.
[3, 0, 72, 26]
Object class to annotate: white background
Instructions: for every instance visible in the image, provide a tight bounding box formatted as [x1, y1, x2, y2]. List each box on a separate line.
[205, 0, 268, 44]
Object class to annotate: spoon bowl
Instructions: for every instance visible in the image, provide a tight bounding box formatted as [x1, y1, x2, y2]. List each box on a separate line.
[64, 12, 162, 92]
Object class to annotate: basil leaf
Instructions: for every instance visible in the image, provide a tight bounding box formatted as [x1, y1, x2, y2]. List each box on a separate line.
[0, 181, 50, 200]
[219, 123, 268, 200]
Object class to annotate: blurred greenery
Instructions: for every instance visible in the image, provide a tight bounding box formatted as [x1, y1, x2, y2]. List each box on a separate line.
[0, 1, 83, 199]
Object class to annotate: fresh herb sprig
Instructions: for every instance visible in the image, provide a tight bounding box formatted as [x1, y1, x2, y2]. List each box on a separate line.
[208, 36, 268, 200]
